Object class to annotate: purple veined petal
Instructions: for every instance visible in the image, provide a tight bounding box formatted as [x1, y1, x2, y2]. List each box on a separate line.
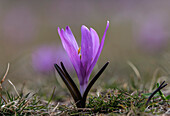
[79, 62, 87, 95]
[81, 25, 93, 71]
[86, 21, 109, 82]
[58, 27, 82, 81]
[65, 26, 79, 50]
[90, 28, 100, 61]
[61, 28, 87, 85]
[58, 28, 67, 50]
[58, 27, 87, 94]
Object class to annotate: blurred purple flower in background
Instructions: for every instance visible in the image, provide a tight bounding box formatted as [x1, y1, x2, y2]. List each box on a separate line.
[2, 5, 37, 44]
[134, 15, 169, 53]
[58, 21, 109, 95]
[32, 45, 72, 74]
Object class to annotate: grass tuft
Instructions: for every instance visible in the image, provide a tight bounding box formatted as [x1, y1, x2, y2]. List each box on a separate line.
[0, 63, 169, 115]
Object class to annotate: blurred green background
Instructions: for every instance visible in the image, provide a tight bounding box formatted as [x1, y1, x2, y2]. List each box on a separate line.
[0, 0, 170, 95]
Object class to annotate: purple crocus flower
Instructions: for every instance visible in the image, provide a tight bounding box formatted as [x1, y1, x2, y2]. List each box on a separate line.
[58, 21, 109, 95]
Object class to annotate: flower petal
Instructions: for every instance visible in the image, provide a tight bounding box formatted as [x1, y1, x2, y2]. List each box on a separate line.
[65, 26, 79, 50]
[58, 27, 82, 82]
[86, 21, 109, 82]
[90, 28, 100, 60]
[81, 25, 93, 71]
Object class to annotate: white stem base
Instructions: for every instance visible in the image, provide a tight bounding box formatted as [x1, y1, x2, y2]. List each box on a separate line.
[80, 83, 87, 96]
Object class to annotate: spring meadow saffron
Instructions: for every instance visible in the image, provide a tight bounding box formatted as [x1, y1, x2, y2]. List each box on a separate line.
[55, 21, 109, 108]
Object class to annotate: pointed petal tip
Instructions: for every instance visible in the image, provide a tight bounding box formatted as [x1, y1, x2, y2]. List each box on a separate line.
[57, 27, 60, 31]
[81, 25, 89, 31]
[81, 25, 86, 27]
[65, 26, 73, 34]
[60, 28, 65, 33]
[66, 26, 70, 30]
[106, 21, 109, 29]
[89, 27, 95, 32]
[58, 27, 65, 34]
